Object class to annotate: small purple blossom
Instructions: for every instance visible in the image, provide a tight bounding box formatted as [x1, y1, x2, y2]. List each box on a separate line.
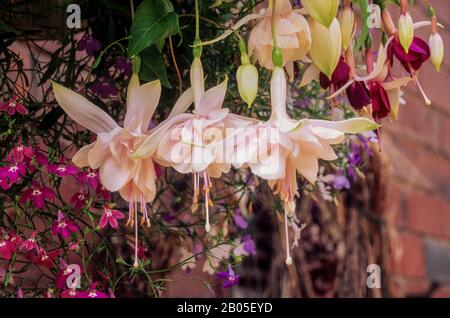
[115, 57, 132, 78]
[21, 183, 55, 209]
[48, 159, 78, 177]
[216, 265, 240, 288]
[77, 33, 101, 56]
[234, 209, 248, 229]
[90, 78, 117, 99]
[0, 163, 26, 183]
[242, 235, 256, 256]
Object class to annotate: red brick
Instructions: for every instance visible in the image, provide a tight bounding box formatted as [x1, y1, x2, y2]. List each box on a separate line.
[407, 192, 447, 237]
[416, 152, 450, 198]
[395, 232, 427, 278]
[432, 286, 450, 298]
[441, 117, 450, 156]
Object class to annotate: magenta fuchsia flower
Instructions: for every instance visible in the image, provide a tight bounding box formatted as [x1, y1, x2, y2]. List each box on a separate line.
[20, 231, 38, 252]
[388, 36, 430, 73]
[70, 191, 88, 209]
[48, 159, 78, 177]
[76, 168, 99, 188]
[21, 183, 55, 208]
[77, 33, 101, 56]
[99, 205, 125, 229]
[0, 163, 26, 183]
[216, 265, 240, 288]
[52, 210, 78, 239]
[0, 240, 14, 260]
[0, 96, 28, 116]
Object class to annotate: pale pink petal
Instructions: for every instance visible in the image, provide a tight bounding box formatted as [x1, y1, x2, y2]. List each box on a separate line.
[168, 88, 194, 119]
[72, 143, 94, 168]
[196, 77, 228, 116]
[124, 75, 161, 132]
[100, 158, 132, 192]
[52, 82, 119, 134]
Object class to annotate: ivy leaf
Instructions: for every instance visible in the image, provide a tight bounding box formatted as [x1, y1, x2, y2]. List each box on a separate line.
[128, 0, 179, 57]
[139, 45, 171, 88]
[353, 0, 370, 52]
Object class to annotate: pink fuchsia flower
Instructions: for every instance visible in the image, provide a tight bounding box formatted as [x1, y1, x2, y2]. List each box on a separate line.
[52, 210, 78, 239]
[216, 265, 240, 289]
[48, 159, 78, 177]
[21, 183, 55, 209]
[0, 96, 28, 116]
[76, 168, 99, 188]
[99, 206, 125, 229]
[77, 33, 101, 56]
[70, 191, 88, 209]
[0, 240, 14, 260]
[0, 163, 26, 183]
[20, 231, 38, 252]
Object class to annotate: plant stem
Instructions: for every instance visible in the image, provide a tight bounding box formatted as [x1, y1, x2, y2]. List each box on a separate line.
[271, 0, 278, 48]
[195, 0, 200, 40]
[130, 0, 134, 20]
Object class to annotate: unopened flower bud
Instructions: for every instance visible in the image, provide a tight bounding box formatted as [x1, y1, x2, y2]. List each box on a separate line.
[429, 32, 444, 72]
[302, 0, 339, 28]
[398, 13, 414, 53]
[339, 6, 355, 51]
[237, 55, 259, 107]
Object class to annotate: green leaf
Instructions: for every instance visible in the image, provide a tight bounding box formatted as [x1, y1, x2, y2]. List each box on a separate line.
[128, 0, 179, 57]
[139, 45, 171, 88]
[353, 0, 370, 52]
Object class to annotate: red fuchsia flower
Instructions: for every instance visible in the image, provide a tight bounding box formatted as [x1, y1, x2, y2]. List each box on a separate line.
[0, 163, 26, 183]
[77, 33, 101, 56]
[216, 265, 240, 289]
[48, 159, 78, 177]
[0, 239, 14, 260]
[52, 210, 78, 239]
[20, 231, 38, 252]
[345, 81, 371, 110]
[21, 183, 55, 209]
[78, 284, 109, 298]
[99, 205, 125, 230]
[70, 191, 88, 209]
[368, 81, 391, 120]
[6, 140, 34, 163]
[76, 168, 99, 188]
[0, 96, 28, 116]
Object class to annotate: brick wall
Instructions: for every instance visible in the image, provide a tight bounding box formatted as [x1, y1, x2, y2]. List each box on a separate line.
[384, 1, 450, 298]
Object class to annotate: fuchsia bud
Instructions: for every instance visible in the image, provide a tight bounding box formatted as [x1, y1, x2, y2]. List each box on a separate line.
[398, 12, 414, 53]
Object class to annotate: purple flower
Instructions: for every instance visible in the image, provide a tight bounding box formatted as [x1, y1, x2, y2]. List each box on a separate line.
[0, 175, 10, 190]
[115, 57, 132, 78]
[77, 33, 101, 56]
[7, 140, 34, 163]
[346, 81, 371, 110]
[234, 209, 248, 229]
[216, 265, 240, 288]
[90, 78, 117, 99]
[242, 235, 256, 256]
[21, 183, 55, 209]
[51, 210, 78, 239]
[332, 174, 351, 191]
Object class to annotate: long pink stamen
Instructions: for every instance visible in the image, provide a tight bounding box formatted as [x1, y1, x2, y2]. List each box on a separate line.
[284, 205, 292, 266]
[203, 171, 211, 233]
